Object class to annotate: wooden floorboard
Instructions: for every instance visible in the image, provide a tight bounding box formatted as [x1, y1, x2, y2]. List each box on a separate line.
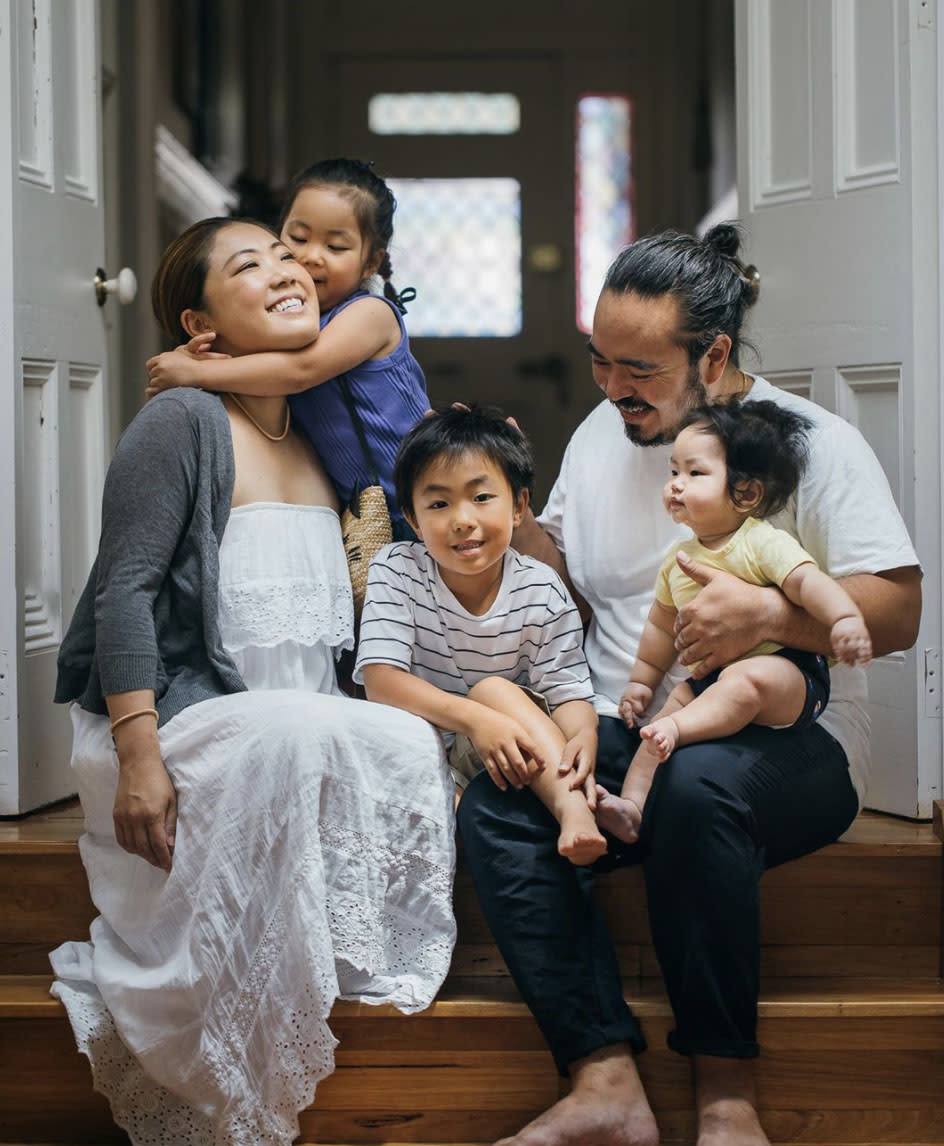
[6, 972, 944, 1021]
[1, 800, 938, 852]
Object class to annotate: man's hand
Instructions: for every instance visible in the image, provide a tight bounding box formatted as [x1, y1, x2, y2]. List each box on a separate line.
[113, 750, 178, 872]
[673, 550, 783, 678]
[619, 682, 652, 727]
[145, 333, 230, 399]
[470, 710, 547, 791]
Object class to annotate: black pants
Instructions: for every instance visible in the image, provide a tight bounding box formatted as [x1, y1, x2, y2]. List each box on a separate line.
[456, 715, 858, 1074]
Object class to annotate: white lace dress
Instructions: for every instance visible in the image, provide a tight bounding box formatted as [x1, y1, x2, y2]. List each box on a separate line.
[49, 503, 456, 1146]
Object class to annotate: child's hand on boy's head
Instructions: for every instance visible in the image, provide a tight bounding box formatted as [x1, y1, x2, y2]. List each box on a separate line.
[470, 710, 547, 792]
[619, 682, 652, 728]
[145, 334, 230, 399]
[830, 614, 873, 667]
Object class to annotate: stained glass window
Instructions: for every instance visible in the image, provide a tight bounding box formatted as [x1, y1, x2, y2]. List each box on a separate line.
[388, 178, 522, 337]
[369, 93, 520, 135]
[575, 95, 633, 333]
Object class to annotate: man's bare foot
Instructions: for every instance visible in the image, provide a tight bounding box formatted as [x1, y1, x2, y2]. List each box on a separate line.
[494, 1045, 658, 1146]
[697, 1098, 769, 1146]
[558, 805, 608, 865]
[639, 715, 680, 761]
[594, 785, 643, 844]
[695, 1055, 770, 1146]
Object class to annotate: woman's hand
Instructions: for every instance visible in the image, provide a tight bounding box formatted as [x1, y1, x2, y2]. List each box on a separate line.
[469, 710, 546, 791]
[145, 333, 230, 399]
[113, 748, 178, 872]
[673, 551, 783, 678]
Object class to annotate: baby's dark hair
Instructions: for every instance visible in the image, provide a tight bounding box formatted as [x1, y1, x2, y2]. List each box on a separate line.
[395, 405, 534, 518]
[279, 157, 415, 313]
[679, 399, 812, 517]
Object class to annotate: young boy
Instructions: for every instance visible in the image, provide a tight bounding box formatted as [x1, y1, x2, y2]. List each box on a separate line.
[354, 406, 607, 865]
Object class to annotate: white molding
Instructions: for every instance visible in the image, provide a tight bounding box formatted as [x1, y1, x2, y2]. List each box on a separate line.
[63, 0, 99, 203]
[764, 368, 814, 401]
[20, 359, 61, 655]
[155, 124, 238, 225]
[15, 0, 54, 191]
[834, 0, 901, 193]
[749, 0, 814, 207]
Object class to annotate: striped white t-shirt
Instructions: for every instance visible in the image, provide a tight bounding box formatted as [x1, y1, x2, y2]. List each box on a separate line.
[354, 542, 593, 742]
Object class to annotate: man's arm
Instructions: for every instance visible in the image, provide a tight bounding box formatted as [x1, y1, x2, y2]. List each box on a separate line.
[512, 507, 589, 620]
[674, 555, 921, 677]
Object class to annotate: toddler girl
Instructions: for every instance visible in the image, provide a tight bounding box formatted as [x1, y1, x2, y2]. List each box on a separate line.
[146, 157, 428, 538]
[596, 399, 872, 844]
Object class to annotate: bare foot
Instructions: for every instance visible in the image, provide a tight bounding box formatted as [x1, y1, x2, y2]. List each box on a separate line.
[558, 805, 608, 865]
[594, 785, 643, 844]
[697, 1098, 770, 1146]
[639, 715, 680, 761]
[494, 1045, 659, 1146]
[695, 1055, 770, 1146]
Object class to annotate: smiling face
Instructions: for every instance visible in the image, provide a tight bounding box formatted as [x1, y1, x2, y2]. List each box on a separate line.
[181, 221, 319, 355]
[407, 449, 528, 604]
[589, 289, 718, 447]
[280, 185, 381, 312]
[664, 424, 754, 543]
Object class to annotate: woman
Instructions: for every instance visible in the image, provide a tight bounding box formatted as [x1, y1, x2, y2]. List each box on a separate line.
[49, 218, 456, 1146]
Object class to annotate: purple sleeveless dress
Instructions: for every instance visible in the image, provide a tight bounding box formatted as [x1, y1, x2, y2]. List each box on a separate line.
[289, 290, 428, 533]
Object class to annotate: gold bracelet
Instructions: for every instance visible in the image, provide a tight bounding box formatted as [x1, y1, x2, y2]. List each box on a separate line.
[109, 707, 159, 735]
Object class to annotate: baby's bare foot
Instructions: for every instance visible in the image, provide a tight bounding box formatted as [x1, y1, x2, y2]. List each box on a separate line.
[639, 715, 680, 761]
[558, 806, 607, 865]
[594, 785, 643, 844]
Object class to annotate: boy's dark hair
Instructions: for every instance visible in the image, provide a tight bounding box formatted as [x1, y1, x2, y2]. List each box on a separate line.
[679, 399, 812, 518]
[395, 405, 534, 517]
[279, 157, 414, 313]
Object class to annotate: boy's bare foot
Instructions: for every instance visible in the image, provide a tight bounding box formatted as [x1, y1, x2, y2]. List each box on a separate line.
[558, 804, 608, 865]
[639, 714, 680, 761]
[494, 1046, 658, 1146]
[594, 785, 643, 844]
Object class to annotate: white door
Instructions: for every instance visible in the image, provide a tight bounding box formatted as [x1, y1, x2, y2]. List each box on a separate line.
[735, 0, 941, 816]
[0, 0, 109, 814]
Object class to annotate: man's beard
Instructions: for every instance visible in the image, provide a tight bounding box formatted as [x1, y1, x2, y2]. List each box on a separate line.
[620, 362, 706, 447]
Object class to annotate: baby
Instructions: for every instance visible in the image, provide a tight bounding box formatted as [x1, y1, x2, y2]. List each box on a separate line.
[596, 399, 872, 844]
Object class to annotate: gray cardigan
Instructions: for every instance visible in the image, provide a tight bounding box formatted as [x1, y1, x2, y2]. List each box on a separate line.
[55, 389, 247, 725]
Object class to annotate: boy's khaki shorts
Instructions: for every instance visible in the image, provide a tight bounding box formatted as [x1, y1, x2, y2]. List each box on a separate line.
[448, 685, 550, 789]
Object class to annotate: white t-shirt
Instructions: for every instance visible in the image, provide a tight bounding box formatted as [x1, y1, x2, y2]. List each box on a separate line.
[537, 376, 919, 805]
[354, 541, 594, 746]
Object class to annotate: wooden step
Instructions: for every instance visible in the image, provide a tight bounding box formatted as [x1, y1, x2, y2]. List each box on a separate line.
[3, 974, 944, 1144]
[2, 803, 942, 1144]
[2, 804, 942, 980]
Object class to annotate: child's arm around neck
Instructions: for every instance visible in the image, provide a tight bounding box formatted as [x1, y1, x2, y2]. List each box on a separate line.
[146, 294, 401, 398]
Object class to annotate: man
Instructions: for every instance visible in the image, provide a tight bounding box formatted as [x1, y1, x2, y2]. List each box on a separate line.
[456, 227, 921, 1146]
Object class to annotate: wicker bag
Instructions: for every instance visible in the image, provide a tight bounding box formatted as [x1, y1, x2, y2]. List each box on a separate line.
[342, 484, 392, 614]
[337, 377, 393, 615]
